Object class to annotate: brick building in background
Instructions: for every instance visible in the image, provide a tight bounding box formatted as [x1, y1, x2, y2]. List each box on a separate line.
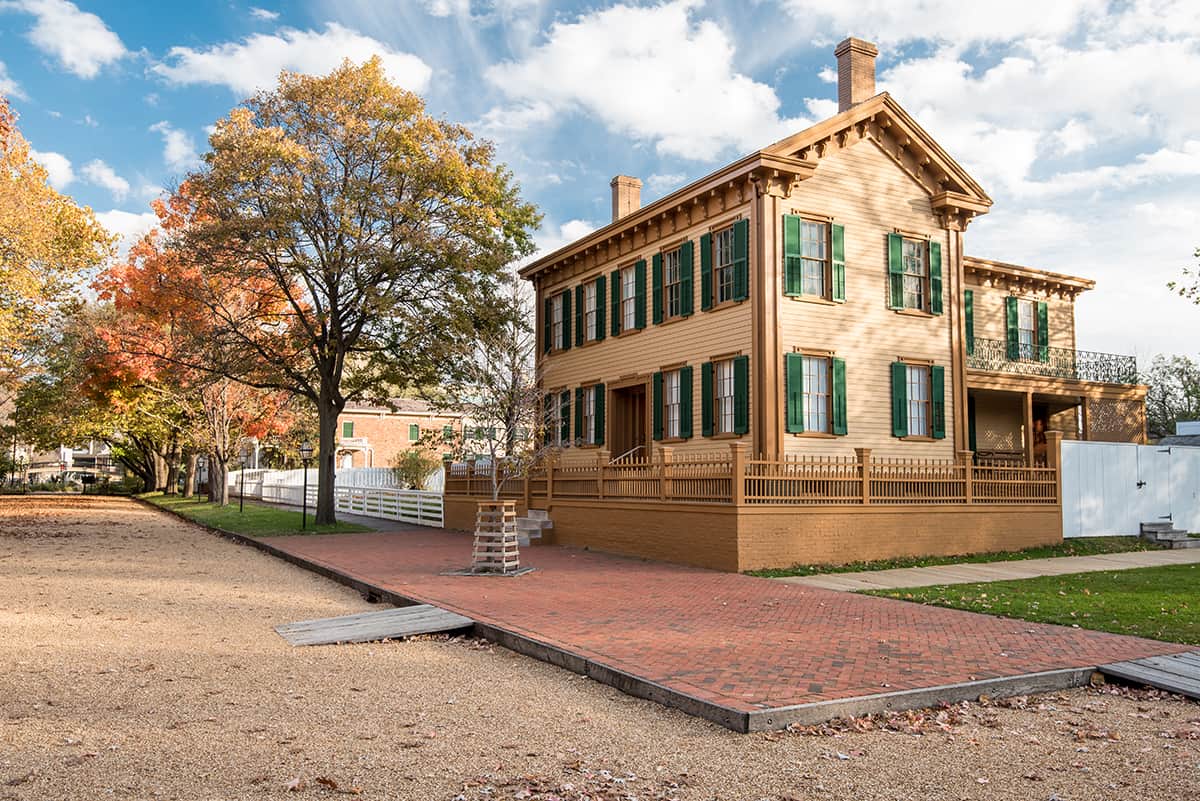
[335, 399, 465, 469]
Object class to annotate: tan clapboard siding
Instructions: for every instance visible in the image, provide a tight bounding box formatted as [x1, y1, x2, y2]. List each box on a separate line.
[969, 281, 1077, 350]
[973, 392, 1023, 451]
[772, 138, 955, 459]
[538, 203, 754, 462]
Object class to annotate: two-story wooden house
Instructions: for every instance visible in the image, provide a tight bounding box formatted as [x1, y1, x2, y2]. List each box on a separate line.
[446, 38, 1146, 571]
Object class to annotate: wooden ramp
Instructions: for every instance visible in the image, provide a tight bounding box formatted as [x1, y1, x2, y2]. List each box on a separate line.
[275, 605, 474, 647]
[1099, 651, 1200, 698]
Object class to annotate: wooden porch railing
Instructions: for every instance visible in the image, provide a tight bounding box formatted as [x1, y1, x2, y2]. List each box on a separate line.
[444, 436, 1061, 507]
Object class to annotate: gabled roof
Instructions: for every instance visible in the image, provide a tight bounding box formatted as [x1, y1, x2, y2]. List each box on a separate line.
[520, 92, 993, 281]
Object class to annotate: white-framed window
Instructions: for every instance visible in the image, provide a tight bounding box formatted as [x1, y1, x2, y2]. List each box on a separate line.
[1017, 299, 1036, 360]
[715, 359, 736, 434]
[802, 355, 830, 433]
[583, 385, 597, 445]
[585, 281, 599, 341]
[713, 227, 735, 304]
[801, 220, 828, 297]
[551, 292, 565, 349]
[621, 266, 636, 330]
[901, 238, 927, 311]
[906, 364, 931, 437]
[663, 370, 682, 439]
[664, 248, 682, 318]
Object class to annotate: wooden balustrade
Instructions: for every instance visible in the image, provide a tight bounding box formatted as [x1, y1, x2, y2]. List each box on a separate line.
[444, 442, 1060, 506]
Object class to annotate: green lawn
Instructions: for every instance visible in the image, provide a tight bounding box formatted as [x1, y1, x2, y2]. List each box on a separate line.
[867, 563, 1200, 645]
[746, 536, 1158, 578]
[142, 493, 372, 538]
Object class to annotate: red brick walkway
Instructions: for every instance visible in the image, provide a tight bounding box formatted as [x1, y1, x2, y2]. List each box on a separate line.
[266, 527, 1187, 718]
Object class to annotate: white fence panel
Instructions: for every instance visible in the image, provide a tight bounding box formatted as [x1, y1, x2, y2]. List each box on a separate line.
[1062, 441, 1200, 537]
[333, 487, 443, 528]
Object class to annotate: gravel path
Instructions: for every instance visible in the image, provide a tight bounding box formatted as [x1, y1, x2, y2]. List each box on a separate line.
[2, 495, 1197, 801]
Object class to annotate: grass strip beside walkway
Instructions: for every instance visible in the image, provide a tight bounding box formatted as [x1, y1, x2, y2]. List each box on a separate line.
[747, 536, 1157, 578]
[142, 493, 372, 538]
[867, 563, 1200, 646]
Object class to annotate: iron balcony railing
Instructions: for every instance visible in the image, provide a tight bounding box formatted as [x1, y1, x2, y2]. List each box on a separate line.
[967, 337, 1138, 384]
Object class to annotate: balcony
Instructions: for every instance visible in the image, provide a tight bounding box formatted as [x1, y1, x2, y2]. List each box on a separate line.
[339, 436, 370, 449]
[967, 337, 1138, 384]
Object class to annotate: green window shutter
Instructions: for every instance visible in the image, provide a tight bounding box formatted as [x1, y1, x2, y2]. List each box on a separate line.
[559, 391, 570, 445]
[542, 395, 552, 445]
[342, 420, 354, 438]
[679, 365, 694, 439]
[561, 290, 572, 350]
[732, 218, 749, 301]
[733, 355, 750, 435]
[594, 384, 605, 445]
[931, 365, 946, 440]
[784, 352, 804, 433]
[699, 232, 713, 311]
[679, 240, 694, 317]
[408, 423, 419, 440]
[634, 259, 647, 329]
[595, 276, 606, 341]
[782, 214, 803, 296]
[1005, 296, 1019, 360]
[890, 361, 908, 437]
[929, 240, 943, 315]
[964, 289, 975, 355]
[574, 285, 584, 346]
[652, 371, 664, 441]
[610, 269, 621, 337]
[1037, 301, 1050, 363]
[651, 252, 664, 324]
[543, 297, 552, 353]
[701, 362, 714, 437]
[887, 233, 904, 309]
[574, 387, 584, 443]
[831, 223, 846, 302]
[831, 357, 847, 435]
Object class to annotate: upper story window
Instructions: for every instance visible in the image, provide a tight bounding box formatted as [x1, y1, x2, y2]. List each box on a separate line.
[408, 423, 419, 440]
[663, 248, 683, 319]
[906, 363, 931, 437]
[621, 266, 636, 331]
[901, 238, 927, 311]
[801, 220, 828, 297]
[713, 227, 735, 305]
[663, 369, 682, 439]
[584, 280, 600, 341]
[442, 425, 454, 442]
[715, 359, 736, 434]
[802, 355, 830, 434]
[1017, 298, 1036, 360]
[551, 292, 566, 349]
[342, 421, 354, 438]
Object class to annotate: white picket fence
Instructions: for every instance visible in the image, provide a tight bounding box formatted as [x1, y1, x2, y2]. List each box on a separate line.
[230, 466, 444, 528]
[1062, 440, 1200, 537]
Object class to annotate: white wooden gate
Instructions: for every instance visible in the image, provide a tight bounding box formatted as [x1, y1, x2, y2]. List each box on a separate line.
[1062, 441, 1200, 537]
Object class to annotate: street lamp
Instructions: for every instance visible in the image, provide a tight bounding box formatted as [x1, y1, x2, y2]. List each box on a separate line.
[238, 444, 251, 513]
[298, 441, 314, 530]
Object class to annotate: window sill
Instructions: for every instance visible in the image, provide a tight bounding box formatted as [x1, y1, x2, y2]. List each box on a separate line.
[658, 436, 689, 444]
[707, 432, 744, 440]
[654, 313, 693, 328]
[615, 327, 643, 339]
[704, 298, 746, 313]
[899, 435, 937, 442]
[893, 308, 935, 318]
[790, 431, 838, 439]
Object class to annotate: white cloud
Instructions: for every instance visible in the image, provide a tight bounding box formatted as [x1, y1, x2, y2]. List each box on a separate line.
[0, 60, 25, 99]
[1053, 119, 1096, 156]
[152, 22, 433, 97]
[249, 7, 279, 20]
[28, 148, 73, 189]
[484, 1, 810, 160]
[520, 218, 597, 267]
[95, 209, 157, 256]
[81, 159, 129, 201]
[149, 121, 200, 173]
[6, 0, 127, 79]
[778, 0, 1102, 46]
[646, 172, 687, 194]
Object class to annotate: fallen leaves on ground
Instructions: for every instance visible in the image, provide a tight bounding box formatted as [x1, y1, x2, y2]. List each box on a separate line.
[452, 760, 689, 801]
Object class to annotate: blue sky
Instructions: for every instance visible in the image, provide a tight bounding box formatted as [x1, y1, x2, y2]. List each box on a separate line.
[3, 0, 1198, 359]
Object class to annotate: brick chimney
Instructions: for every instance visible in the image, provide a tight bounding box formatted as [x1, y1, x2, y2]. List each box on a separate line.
[834, 37, 879, 112]
[610, 175, 642, 222]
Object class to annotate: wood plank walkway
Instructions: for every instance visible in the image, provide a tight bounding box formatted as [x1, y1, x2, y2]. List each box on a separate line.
[275, 604, 474, 646]
[1100, 651, 1200, 699]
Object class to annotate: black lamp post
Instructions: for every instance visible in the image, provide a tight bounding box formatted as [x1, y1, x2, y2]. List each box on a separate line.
[238, 445, 250, 513]
[299, 441, 314, 530]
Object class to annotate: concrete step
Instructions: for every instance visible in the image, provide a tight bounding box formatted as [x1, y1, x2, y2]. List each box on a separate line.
[1141, 521, 1178, 534]
[516, 517, 554, 530]
[525, 509, 551, 521]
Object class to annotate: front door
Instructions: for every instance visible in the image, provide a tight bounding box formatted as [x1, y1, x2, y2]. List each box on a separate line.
[610, 384, 648, 462]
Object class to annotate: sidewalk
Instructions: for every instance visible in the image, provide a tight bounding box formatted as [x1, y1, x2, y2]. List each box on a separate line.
[776, 548, 1200, 592]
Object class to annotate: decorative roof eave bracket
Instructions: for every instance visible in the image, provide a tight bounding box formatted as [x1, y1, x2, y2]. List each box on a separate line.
[748, 153, 819, 198]
[931, 191, 992, 232]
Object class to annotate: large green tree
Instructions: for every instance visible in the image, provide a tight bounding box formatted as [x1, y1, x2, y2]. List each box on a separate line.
[175, 58, 539, 523]
[1143, 353, 1200, 440]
